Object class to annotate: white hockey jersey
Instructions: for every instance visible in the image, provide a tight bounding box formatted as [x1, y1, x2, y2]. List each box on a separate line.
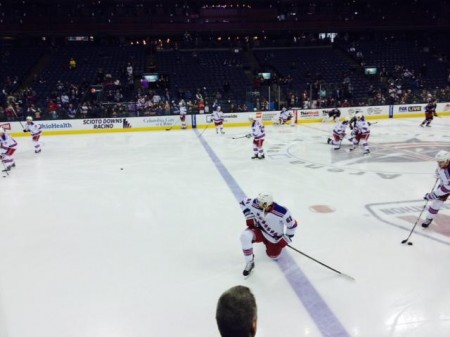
[332, 121, 348, 136]
[211, 109, 224, 122]
[240, 197, 297, 244]
[0, 132, 18, 150]
[252, 120, 265, 140]
[355, 119, 370, 135]
[434, 167, 450, 197]
[24, 122, 42, 136]
[279, 109, 293, 123]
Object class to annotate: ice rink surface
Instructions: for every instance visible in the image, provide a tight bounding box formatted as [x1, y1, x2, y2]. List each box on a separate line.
[1, 117, 450, 337]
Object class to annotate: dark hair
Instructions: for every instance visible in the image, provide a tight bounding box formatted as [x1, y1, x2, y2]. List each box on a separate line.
[216, 285, 257, 337]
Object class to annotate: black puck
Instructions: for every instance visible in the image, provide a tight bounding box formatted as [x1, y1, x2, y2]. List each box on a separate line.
[408, 242, 413, 246]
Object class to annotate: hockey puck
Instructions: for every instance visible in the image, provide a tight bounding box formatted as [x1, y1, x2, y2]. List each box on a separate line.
[120, 168, 123, 170]
[408, 242, 413, 246]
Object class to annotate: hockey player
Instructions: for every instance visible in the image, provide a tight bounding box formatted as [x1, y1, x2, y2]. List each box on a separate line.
[327, 117, 349, 150]
[277, 107, 293, 125]
[0, 127, 18, 171]
[349, 113, 371, 154]
[323, 107, 341, 123]
[179, 100, 187, 129]
[422, 150, 450, 228]
[239, 192, 298, 276]
[23, 116, 42, 153]
[211, 105, 225, 134]
[420, 100, 438, 127]
[247, 115, 265, 159]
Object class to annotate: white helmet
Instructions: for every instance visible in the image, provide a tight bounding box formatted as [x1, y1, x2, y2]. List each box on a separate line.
[257, 192, 273, 209]
[26, 116, 33, 121]
[435, 150, 450, 163]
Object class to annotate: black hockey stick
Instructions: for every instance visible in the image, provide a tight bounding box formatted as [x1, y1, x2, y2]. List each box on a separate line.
[401, 179, 439, 245]
[287, 245, 355, 281]
[1, 158, 9, 177]
[11, 108, 25, 130]
[232, 134, 251, 140]
[199, 123, 210, 137]
[165, 119, 179, 131]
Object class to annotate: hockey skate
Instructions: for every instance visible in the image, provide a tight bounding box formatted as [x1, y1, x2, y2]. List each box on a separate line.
[258, 154, 265, 160]
[363, 149, 370, 155]
[243, 257, 255, 277]
[35, 149, 41, 153]
[421, 218, 432, 228]
[327, 138, 332, 144]
[251, 154, 259, 159]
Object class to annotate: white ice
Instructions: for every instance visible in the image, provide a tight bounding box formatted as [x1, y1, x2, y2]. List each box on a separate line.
[1, 117, 450, 337]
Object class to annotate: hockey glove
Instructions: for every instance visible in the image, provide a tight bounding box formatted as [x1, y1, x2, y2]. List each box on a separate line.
[278, 235, 293, 248]
[424, 192, 438, 200]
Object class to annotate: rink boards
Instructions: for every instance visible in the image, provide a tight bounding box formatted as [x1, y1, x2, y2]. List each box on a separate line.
[2, 102, 450, 137]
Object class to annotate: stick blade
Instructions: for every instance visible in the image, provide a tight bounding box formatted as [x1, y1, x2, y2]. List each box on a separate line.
[341, 273, 355, 281]
[401, 239, 408, 244]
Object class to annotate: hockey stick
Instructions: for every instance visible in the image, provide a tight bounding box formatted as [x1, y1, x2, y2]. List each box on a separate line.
[165, 118, 179, 131]
[199, 123, 210, 137]
[232, 134, 250, 140]
[1, 157, 9, 177]
[10, 107, 25, 130]
[287, 245, 355, 281]
[401, 178, 439, 245]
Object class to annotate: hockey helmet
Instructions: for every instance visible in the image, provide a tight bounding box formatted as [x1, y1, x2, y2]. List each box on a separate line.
[355, 112, 364, 120]
[435, 150, 450, 163]
[257, 192, 273, 209]
[26, 116, 33, 121]
[0, 127, 4, 134]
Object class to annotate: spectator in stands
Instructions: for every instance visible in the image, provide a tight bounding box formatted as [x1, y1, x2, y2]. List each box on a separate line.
[47, 100, 59, 119]
[80, 102, 89, 118]
[216, 285, 257, 337]
[69, 57, 77, 70]
[66, 104, 77, 119]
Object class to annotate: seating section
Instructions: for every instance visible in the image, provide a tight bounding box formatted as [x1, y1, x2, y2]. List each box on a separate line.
[1, 35, 449, 120]
[351, 40, 447, 88]
[0, 46, 44, 97]
[253, 47, 370, 103]
[32, 44, 145, 105]
[155, 50, 252, 103]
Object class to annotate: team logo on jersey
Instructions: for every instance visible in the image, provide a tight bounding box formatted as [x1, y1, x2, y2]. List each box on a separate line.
[0, 123, 11, 130]
[366, 200, 450, 246]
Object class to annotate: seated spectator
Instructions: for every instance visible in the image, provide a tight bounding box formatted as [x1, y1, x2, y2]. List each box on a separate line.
[69, 57, 77, 70]
[66, 104, 77, 119]
[216, 285, 257, 337]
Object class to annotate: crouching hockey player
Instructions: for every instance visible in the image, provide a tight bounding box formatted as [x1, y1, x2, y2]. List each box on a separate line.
[239, 192, 298, 276]
[327, 117, 349, 150]
[349, 113, 371, 154]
